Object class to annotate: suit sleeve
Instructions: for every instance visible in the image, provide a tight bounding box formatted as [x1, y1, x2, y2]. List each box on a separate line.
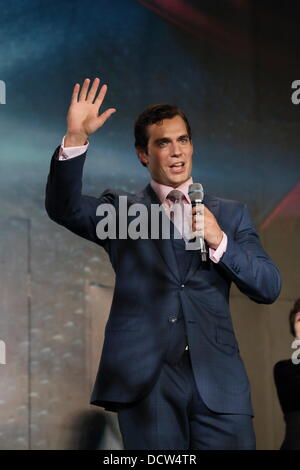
[218, 203, 282, 304]
[45, 146, 115, 250]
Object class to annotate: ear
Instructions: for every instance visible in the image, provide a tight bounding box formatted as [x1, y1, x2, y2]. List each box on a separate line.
[136, 147, 149, 166]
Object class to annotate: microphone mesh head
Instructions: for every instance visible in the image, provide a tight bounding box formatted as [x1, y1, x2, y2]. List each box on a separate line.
[188, 183, 203, 202]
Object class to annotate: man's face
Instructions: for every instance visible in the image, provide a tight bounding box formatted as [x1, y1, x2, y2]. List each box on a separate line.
[137, 115, 193, 187]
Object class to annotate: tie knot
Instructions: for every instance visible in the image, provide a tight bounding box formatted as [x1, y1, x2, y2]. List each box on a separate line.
[167, 189, 184, 203]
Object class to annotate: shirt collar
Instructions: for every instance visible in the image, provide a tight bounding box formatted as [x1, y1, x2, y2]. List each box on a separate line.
[150, 176, 193, 204]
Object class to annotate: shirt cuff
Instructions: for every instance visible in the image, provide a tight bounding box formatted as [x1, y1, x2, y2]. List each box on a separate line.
[57, 135, 89, 160]
[209, 232, 227, 263]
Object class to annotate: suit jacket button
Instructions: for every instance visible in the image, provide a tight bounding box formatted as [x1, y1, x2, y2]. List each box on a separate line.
[169, 316, 177, 323]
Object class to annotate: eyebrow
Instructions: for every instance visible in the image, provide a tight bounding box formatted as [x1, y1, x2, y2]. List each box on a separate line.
[154, 134, 189, 144]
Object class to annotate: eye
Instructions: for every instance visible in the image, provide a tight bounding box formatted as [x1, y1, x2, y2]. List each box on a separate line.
[179, 137, 189, 144]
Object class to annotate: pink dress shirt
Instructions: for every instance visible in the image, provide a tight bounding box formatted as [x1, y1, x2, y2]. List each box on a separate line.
[58, 136, 227, 262]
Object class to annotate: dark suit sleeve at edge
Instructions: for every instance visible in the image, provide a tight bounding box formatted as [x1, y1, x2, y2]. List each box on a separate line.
[45, 146, 114, 249]
[218, 203, 282, 304]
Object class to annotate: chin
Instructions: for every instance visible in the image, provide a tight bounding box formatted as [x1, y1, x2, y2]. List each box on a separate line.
[171, 173, 189, 183]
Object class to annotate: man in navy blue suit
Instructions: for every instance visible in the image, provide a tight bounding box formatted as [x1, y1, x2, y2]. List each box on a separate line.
[45, 78, 282, 449]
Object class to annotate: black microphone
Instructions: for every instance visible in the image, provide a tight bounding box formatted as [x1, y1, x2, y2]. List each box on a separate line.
[188, 183, 207, 261]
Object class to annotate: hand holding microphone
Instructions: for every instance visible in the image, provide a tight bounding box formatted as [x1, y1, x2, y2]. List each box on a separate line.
[188, 183, 224, 258]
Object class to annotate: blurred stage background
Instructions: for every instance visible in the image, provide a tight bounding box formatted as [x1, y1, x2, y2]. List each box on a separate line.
[0, 0, 299, 449]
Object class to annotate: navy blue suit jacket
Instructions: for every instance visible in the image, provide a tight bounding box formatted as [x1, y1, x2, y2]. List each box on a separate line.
[45, 147, 282, 415]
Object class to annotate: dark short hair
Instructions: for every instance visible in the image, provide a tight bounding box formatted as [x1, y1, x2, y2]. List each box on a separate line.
[134, 104, 192, 167]
[289, 298, 300, 337]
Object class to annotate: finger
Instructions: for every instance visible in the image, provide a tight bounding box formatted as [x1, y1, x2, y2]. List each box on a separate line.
[94, 83, 108, 109]
[195, 222, 204, 232]
[192, 214, 204, 225]
[87, 77, 100, 102]
[71, 83, 80, 104]
[79, 78, 90, 101]
[191, 225, 203, 236]
[192, 204, 204, 214]
[192, 219, 204, 231]
[194, 214, 204, 223]
[97, 108, 117, 127]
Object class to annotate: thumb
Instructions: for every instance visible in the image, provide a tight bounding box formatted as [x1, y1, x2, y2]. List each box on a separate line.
[97, 108, 117, 128]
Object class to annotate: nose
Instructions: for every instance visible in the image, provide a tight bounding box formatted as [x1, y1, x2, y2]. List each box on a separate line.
[170, 141, 182, 157]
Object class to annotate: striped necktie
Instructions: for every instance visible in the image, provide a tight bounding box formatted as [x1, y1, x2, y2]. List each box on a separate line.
[166, 190, 185, 239]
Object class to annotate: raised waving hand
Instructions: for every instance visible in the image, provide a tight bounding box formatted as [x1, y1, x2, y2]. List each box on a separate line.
[65, 78, 116, 147]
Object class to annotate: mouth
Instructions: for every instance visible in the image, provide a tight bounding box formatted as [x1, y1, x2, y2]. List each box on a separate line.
[169, 162, 186, 174]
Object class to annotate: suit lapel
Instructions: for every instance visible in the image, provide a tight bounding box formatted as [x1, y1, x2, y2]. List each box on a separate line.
[136, 184, 181, 283]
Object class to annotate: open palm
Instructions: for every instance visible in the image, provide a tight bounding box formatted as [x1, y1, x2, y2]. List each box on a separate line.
[66, 78, 116, 143]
